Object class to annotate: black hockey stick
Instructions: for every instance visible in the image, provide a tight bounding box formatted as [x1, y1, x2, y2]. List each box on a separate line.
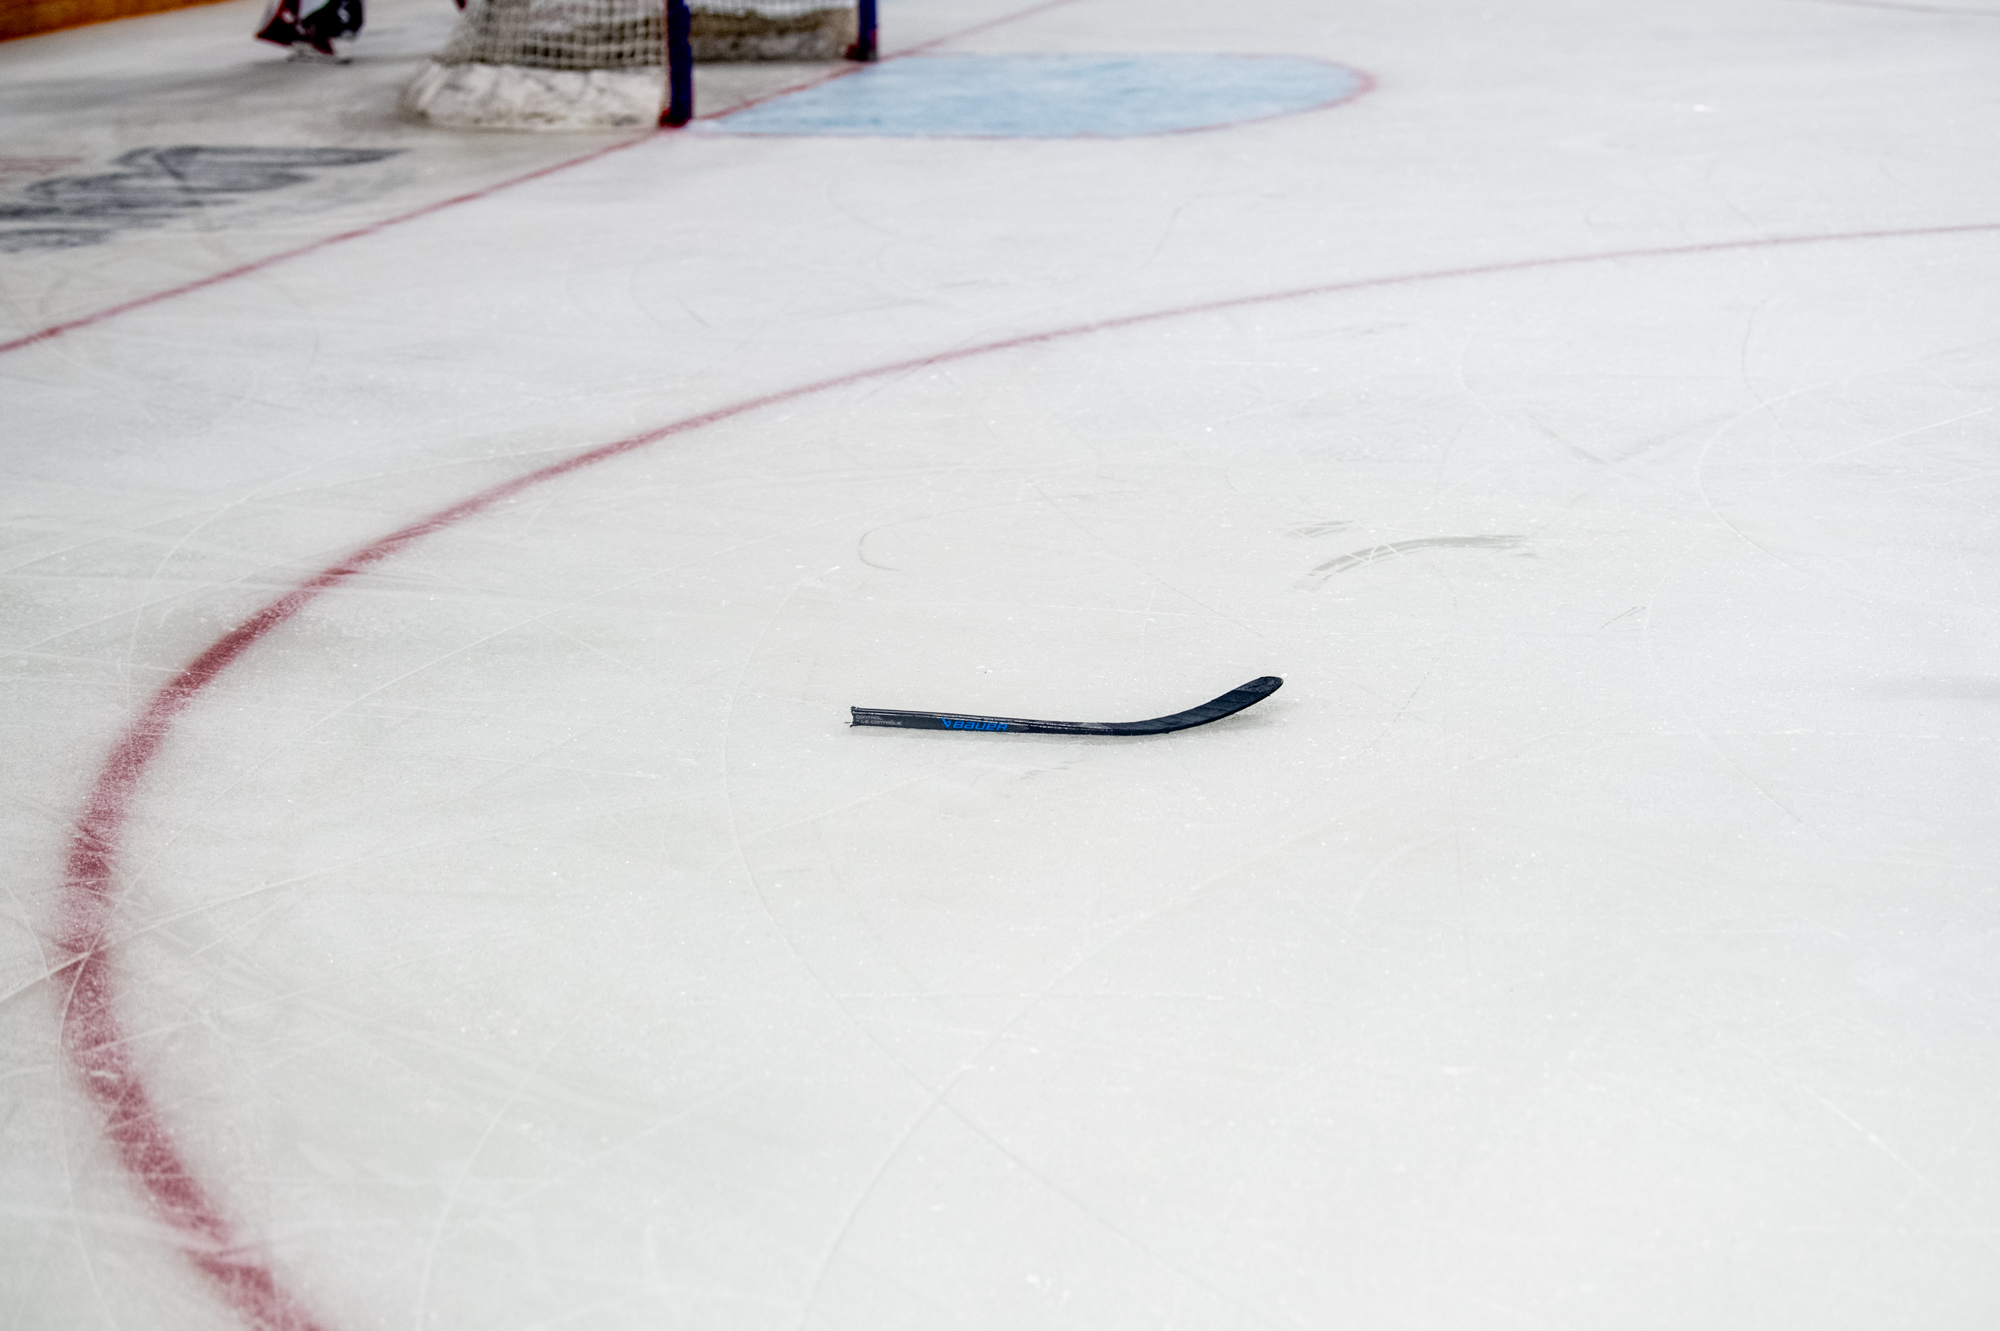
[851, 676, 1282, 737]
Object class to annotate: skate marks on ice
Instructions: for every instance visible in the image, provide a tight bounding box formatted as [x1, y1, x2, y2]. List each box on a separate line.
[1284, 519, 1356, 539]
[1860, 676, 2000, 703]
[1298, 534, 1528, 588]
[0, 145, 401, 252]
[1799, 0, 2000, 18]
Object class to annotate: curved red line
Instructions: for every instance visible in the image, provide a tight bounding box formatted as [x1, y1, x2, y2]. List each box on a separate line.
[53, 217, 2000, 1330]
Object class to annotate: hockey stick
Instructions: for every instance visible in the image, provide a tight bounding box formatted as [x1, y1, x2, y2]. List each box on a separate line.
[851, 676, 1282, 736]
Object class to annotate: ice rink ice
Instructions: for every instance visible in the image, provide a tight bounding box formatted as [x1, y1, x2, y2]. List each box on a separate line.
[4, 0, 2000, 1327]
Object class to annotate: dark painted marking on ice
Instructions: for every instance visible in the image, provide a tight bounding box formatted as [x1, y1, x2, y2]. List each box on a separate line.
[40, 177, 2000, 1331]
[852, 676, 1283, 736]
[0, 146, 402, 253]
[0, 135, 646, 354]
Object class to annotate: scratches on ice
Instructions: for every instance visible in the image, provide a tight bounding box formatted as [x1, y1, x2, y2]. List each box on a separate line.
[1299, 534, 1528, 587]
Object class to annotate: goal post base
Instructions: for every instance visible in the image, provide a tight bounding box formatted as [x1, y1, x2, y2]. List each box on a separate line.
[401, 59, 665, 132]
[662, 0, 692, 127]
[844, 0, 874, 60]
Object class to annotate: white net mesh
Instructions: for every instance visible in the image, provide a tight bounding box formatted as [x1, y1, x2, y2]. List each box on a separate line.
[436, 0, 662, 71]
[434, 0, 857, 70]
[688, 2, 858, 62]
[404, 1, 858, 130]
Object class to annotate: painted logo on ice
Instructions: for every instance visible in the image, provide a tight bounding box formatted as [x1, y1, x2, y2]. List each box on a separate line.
[712, 54, 1369, 140]
[0, 145, 401, 253]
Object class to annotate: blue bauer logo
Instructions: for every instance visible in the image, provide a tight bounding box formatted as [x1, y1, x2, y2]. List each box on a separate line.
[940, 718, 1008, 731]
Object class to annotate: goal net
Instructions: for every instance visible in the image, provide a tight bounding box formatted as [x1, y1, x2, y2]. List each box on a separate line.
[402, 0, 870, 132]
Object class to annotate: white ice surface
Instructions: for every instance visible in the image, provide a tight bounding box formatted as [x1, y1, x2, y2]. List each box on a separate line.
[5, 0, 2000, 1329]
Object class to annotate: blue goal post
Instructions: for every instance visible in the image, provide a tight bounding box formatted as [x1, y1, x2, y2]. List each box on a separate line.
[662, 0, 878, 128]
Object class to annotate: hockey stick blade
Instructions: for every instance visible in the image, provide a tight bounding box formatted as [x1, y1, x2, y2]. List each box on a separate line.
[850, 676, 1282, 737]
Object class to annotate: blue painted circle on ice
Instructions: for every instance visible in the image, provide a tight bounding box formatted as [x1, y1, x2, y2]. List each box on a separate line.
[711, 54, 1367, 138]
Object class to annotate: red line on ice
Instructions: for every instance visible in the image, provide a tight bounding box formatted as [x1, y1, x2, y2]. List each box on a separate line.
[51, 216, 2000, 1331]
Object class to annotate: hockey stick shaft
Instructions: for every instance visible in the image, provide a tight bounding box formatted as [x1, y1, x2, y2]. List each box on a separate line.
[850, 676, 1281, 737]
